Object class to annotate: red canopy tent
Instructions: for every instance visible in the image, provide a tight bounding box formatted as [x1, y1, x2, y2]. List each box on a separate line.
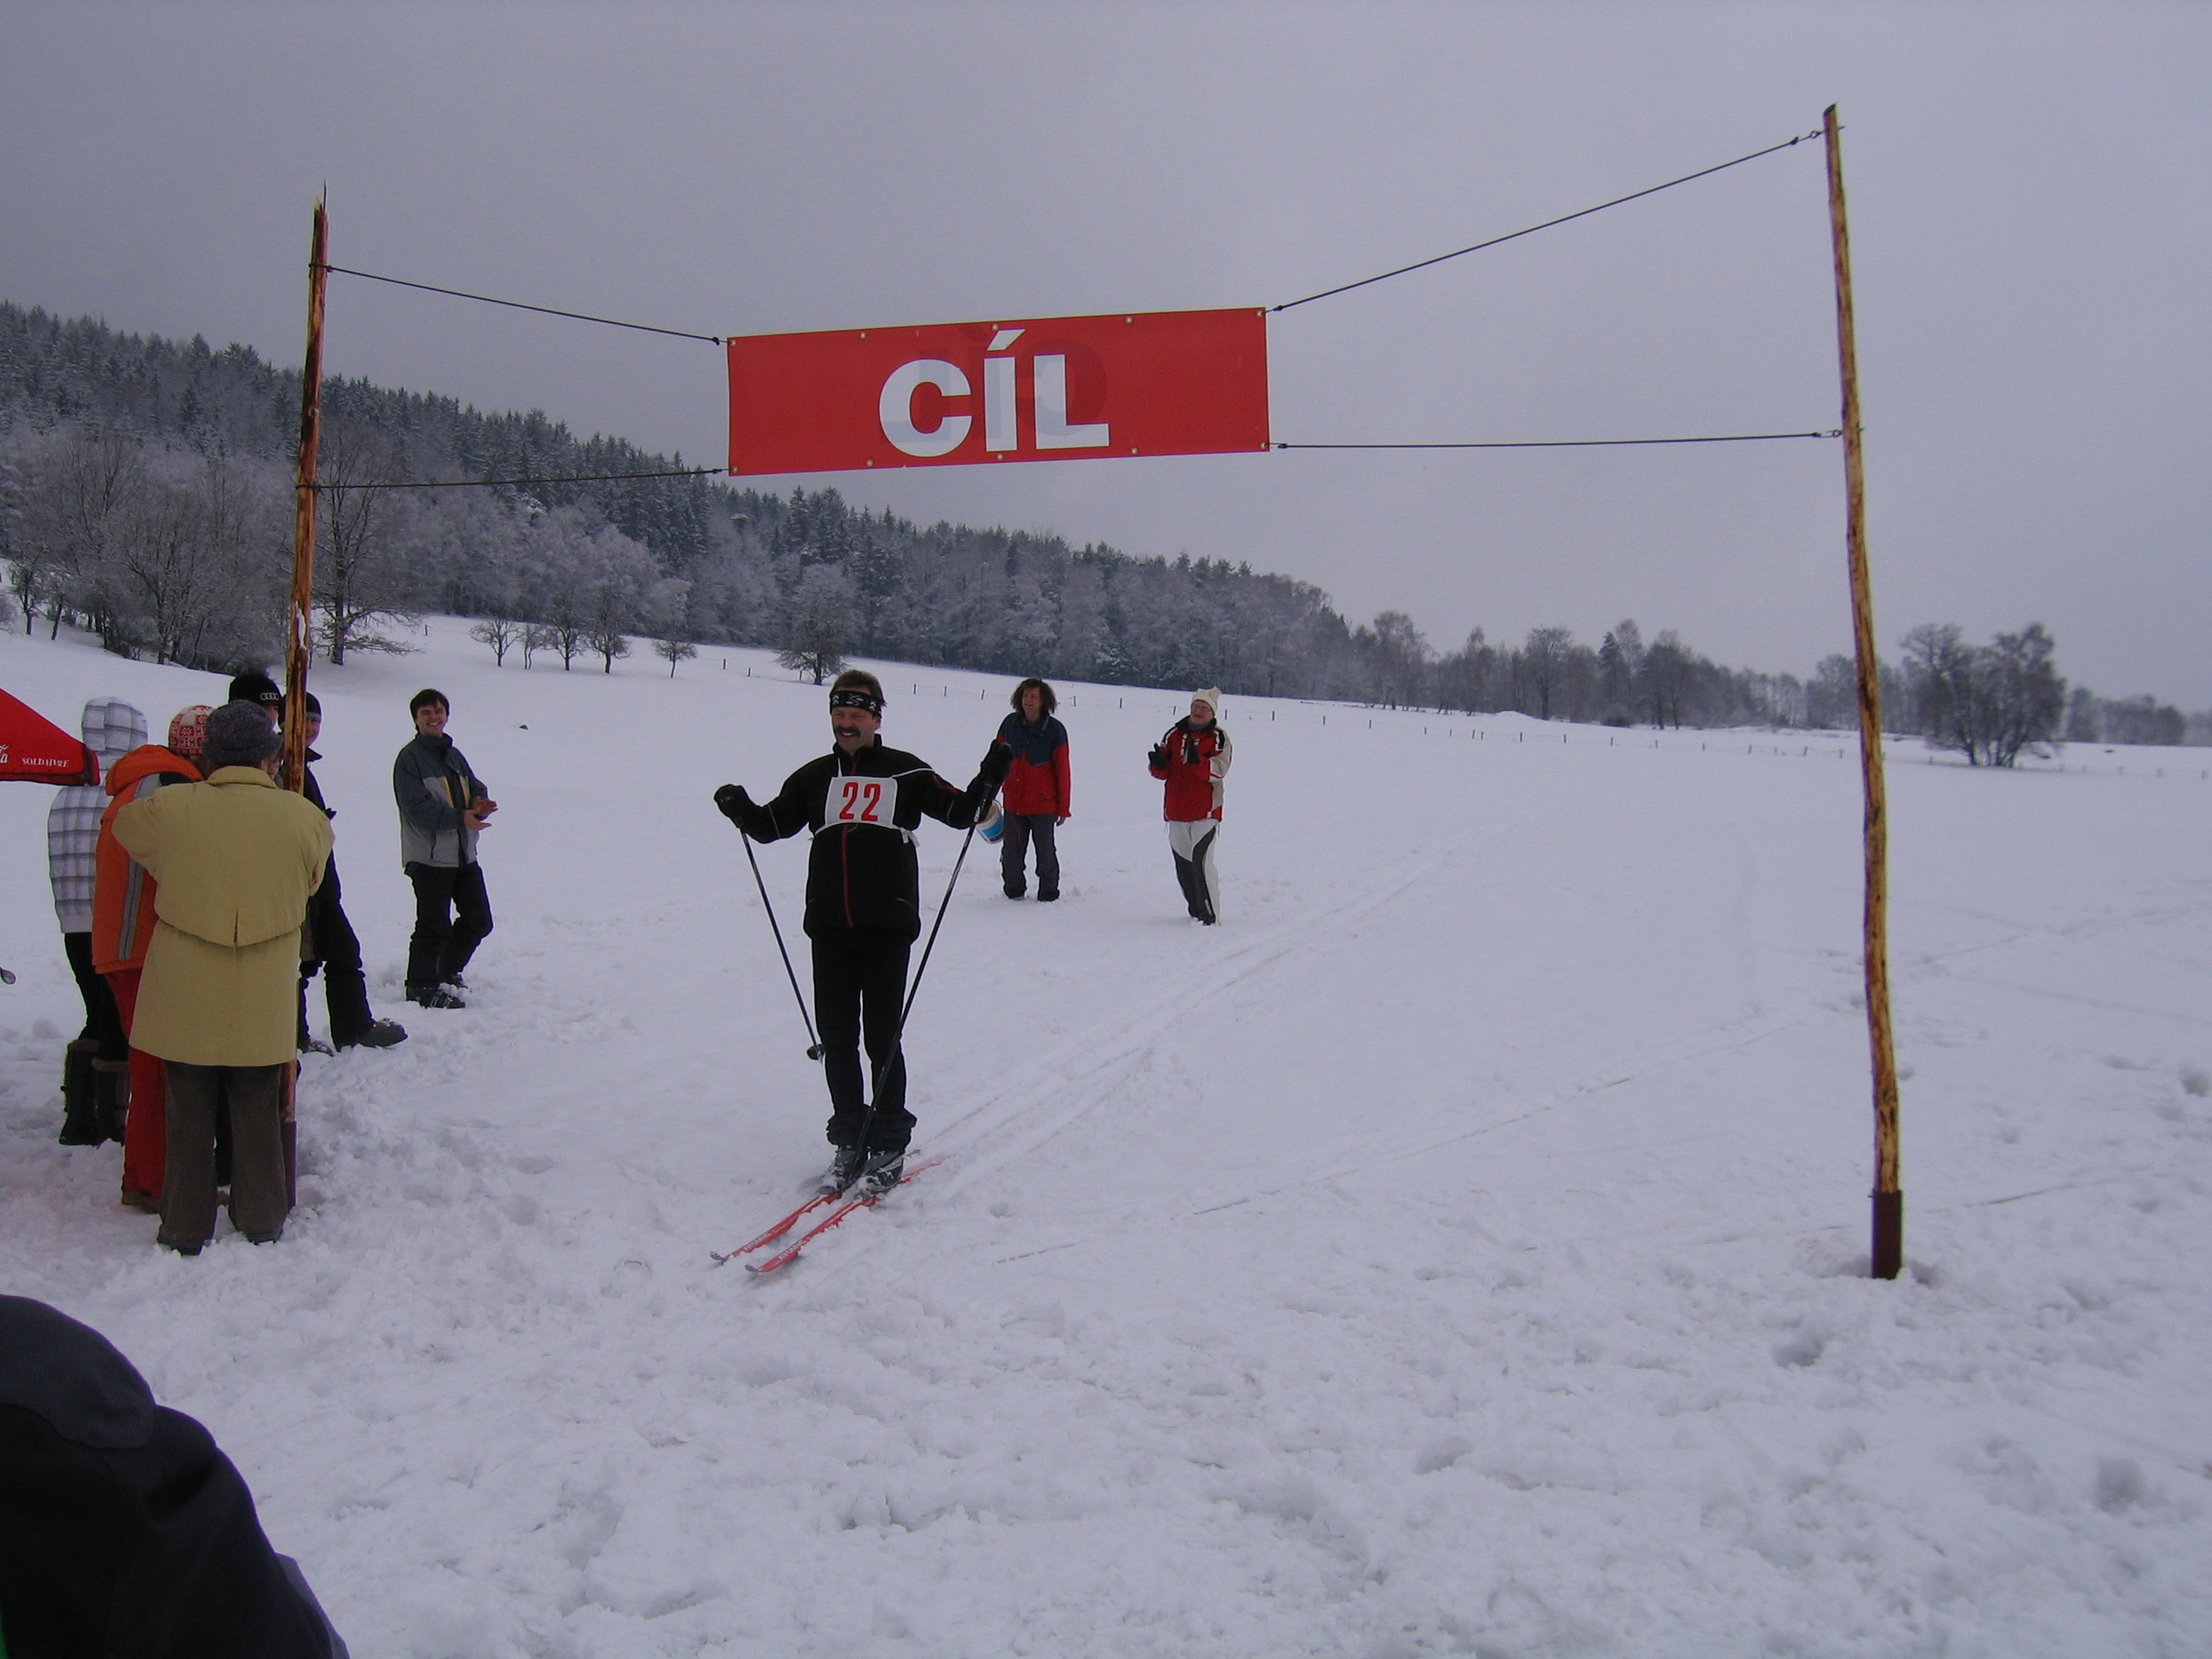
[0, 687, 99, 785]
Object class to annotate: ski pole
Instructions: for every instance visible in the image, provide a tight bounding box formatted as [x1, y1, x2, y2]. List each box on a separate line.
[853, 817, 981, 1155]
[738, 824, 824, 1061]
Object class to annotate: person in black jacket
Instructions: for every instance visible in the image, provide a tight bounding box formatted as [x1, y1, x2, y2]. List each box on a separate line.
[715, 669, 1009, 1193]
[230, 676, 405, 1051]
[0, 1295, 349, 1658]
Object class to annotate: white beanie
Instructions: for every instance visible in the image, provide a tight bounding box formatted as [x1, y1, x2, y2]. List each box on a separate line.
[1192, 687, 1222, 719]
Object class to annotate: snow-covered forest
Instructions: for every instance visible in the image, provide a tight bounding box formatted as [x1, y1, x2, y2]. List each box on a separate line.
[3, 302, 2204, 748]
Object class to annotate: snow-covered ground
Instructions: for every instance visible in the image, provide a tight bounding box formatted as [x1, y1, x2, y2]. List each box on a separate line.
[3, 616, 2209, 1658]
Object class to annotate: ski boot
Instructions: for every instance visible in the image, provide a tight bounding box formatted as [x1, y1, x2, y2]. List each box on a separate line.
[821, 1144, 865, 1194]
[857, 1148, 905, 1196]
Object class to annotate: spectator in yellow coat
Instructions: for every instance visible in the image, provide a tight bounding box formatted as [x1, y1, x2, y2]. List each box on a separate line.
[114, 702, 332, 1255]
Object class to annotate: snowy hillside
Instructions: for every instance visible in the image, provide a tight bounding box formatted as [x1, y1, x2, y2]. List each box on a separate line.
[3, 616, 2209, 1657]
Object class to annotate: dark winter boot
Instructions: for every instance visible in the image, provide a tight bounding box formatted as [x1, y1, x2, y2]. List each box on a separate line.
[58, 1039, 102, 1146]
[409, 985, 465, 1010]
[822, 1144, 865, 1194]
[345, 1019, 408, 1050]
[858, 1147, 906, 1196]
[90, 1057, 131, 1144]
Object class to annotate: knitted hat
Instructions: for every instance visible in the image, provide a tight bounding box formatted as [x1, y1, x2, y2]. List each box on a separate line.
[1191, 687, 1223, 719]
[227, 671, 282, 712]
[166, 705, 214, 761]
[201, 701, 280, 771]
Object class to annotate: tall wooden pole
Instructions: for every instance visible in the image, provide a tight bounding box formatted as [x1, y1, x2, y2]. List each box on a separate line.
[1825, 107, 1902, 1279]
[282, 195, 329, 795]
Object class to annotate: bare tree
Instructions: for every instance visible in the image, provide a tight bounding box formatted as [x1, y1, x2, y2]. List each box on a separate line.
[1598, 620, 1644, 719]
[1521, 626, 1575, 720]
[1644, 632, 1696, 729]
[1433, 626, 1497, 713]
[1361, 610, 1431, 708]
[314, 421, 420, 664]
[776, 562, 856, 684]
[1805, 654, 1860, 731]
[469, 615, 524, 666]
[13, 428, 147, 641]
[1970, 624, 2066, 765]
[654, 636, 698, 677]
[1899, 623, 1972, 743]
[582, 579, 635, 673]
[105, 458, 263, 666]
[1902, 621, 2065, 765]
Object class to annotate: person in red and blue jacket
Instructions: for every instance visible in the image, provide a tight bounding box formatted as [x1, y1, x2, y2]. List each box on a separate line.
[714, 669, 1009, 1193]
[1149, 686, 1233, 924]
[993, 677, 1071, 901]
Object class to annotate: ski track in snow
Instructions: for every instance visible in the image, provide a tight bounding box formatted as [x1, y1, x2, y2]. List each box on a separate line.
[4, 619, 2210, 1657]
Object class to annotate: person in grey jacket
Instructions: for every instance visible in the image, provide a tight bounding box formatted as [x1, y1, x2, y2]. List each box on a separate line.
[391, 688, 496, 1009]
[47, 696, 144, 1144]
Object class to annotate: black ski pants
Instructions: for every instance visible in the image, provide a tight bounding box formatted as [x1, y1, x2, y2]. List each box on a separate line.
[999, 813, 1060, 898]
[61, 933, 128, 1061]
[404, 862, 492, 995]
[300, 857, 376, 1046]
[811, 928, 912, 1154]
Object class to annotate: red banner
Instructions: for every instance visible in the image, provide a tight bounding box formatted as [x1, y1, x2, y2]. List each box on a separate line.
[727, 308, 1269, 476]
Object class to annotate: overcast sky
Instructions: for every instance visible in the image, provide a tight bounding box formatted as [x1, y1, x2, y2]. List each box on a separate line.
[4, 1, 2206, 703]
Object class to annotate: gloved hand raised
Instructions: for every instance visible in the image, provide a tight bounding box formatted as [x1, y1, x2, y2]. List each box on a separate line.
[1148, 745, 1169, 771]
[713, 783, 752, 825]
[976, 739, 1012, 791]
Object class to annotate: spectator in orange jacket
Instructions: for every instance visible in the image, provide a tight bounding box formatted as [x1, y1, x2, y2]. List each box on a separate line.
[95, 707, 208, 1212]
[992, 678, 1071, 902]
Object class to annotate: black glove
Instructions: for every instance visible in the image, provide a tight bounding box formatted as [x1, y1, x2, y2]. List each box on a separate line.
[977, 740, 1012, 790]
[1148, 745, 1169, 771]
[713, 783, 751, 826]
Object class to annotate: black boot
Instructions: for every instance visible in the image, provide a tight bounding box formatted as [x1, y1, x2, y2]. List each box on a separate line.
[821, 1144, 865, 1194]
[858, 1147, 906, 1196]
[58, 1039, 102, 1146]
[90, 1058, 131, 1144]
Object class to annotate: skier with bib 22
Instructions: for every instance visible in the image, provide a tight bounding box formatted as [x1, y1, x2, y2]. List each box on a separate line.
[714, 670, 1010, 1194]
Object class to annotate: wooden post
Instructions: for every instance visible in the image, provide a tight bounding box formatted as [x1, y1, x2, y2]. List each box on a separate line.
[1825, 106, 1903, 1279]
[282, 196, 329, 795]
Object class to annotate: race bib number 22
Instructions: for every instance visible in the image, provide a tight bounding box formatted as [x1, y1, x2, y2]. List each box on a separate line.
[829, 774, 898, 826]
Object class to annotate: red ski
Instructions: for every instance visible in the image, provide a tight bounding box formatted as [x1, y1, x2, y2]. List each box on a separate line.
[711, 1189, 841, 1265]
[745, 1155, 941, 1275]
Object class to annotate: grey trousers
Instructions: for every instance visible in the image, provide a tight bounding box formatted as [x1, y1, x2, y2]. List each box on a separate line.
[161, 1062, 288, 1246]
[999, 813, 1060, 897]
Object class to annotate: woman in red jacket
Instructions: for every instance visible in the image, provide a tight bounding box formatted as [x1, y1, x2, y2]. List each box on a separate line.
[1148, 687, 1232, 924]
[994, 678, 1071, 901]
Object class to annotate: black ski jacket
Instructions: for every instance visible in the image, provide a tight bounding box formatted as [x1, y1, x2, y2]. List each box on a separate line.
[731, 741, 994, 939]
[0, 1295, 346, 1658]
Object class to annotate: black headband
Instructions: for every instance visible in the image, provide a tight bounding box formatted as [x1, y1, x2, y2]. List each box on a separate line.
[829, 688, 883, 717]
